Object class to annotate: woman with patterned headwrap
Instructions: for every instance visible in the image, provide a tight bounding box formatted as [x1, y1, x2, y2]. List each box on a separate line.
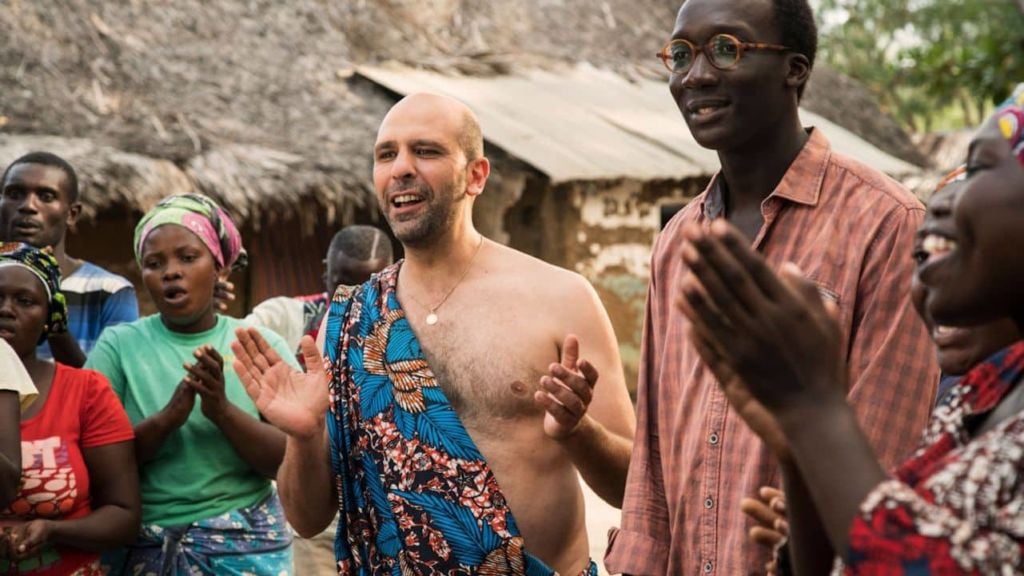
[85, 194, 297, 576]
[0, 242, 139, 575]
[677, 84, 1024, 575]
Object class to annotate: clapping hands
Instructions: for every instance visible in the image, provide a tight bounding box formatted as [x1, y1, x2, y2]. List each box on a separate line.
[676, 220, 847, 424]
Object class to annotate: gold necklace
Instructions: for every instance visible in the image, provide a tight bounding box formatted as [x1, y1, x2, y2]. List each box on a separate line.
[407, 236, 485, 326]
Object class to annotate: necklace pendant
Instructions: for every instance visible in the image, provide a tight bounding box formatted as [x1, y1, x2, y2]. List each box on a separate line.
[425, 312, 439, 326]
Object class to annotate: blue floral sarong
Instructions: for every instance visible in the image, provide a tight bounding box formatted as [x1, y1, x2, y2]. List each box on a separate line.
[108, 492, 292, 576]
[324, 263, 590, 575]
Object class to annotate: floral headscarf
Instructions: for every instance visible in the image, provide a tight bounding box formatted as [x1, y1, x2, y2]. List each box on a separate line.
[0, 242, 68, 341]
[994, 83, 1024, 167]
[134, 193, 247, 271]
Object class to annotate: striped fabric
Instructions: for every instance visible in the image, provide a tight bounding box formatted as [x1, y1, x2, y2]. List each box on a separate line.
[37, 261, 137, 359]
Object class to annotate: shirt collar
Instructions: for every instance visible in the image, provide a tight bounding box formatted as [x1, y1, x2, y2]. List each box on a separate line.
[699, 128, 831, 219]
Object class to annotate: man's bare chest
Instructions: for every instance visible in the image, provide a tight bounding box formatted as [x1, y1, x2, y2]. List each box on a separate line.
[408, 313, 556, 422]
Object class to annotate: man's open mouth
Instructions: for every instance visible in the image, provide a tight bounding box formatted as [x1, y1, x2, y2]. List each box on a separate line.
[391, 193, 425, 209]
[686, 98, 730, 118]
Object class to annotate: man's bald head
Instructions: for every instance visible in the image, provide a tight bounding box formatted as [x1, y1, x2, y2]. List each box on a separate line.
[380, 93, 484, 162]
[373, 92, 492, 246]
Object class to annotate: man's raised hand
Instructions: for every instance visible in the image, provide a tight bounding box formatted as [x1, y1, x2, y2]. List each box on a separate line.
[534, 334, 600, 440]
[232, 328, 330, 439]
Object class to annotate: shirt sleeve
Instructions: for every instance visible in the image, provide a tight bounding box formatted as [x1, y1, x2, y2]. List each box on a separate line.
[79, 369, 135, 448]
[844, 479, 1023, 574]
[99, 286, 139, 328]
[0, 339, 38, 411]
[84, 330, 128, 401]
[245, 297, 305, 353]
[604, 249, 670, 576]
[845, 205, 938, 469]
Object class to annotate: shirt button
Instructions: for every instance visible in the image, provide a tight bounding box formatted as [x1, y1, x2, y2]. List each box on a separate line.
[708, 432, 719, 445]
[704, 496, 714, 509]
[703, 560, 713, 573]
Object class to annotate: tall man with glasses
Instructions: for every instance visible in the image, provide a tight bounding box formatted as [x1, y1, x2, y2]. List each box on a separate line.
[605, 0, 938, 574]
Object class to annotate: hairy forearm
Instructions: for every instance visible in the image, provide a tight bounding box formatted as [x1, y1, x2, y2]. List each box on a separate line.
[561, 416, 633, 508]
[46, 333, 86, 368]
[278, 426, 336, 537]
[209, 405, 286, 479]
[781, 398, 887, 556]
[47, 504, 138, 551]
[780, 460, 837, 575]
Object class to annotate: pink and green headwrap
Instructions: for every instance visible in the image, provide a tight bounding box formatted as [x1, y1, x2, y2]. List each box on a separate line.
[994, 83, 1024, 167]
[134, 193, 247, 271]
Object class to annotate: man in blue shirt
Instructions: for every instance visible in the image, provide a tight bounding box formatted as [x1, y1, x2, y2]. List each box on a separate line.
[0, 152, 138, 366]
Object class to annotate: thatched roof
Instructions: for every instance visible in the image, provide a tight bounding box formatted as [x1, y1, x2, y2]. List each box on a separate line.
[0, 135, 371, 229]
[0, 0, 922, 222]
[0, 0, 387, 227]
[0, 134, 187, 220]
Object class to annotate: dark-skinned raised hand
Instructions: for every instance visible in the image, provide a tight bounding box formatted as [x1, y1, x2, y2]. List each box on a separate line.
[677, 219, 888, 559]
[676, 219, 847, 420]
[184, 345, 229, 421]
[162, 380, 197, 429]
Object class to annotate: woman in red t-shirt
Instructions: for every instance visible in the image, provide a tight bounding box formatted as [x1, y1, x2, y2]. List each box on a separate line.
[0, 243, 139, 575]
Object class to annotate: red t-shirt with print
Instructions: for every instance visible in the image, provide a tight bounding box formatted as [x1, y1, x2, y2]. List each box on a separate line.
[0, 364, 134, 575]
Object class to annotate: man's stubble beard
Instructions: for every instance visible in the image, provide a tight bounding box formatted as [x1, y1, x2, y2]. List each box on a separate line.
[390, 177, 468, 249]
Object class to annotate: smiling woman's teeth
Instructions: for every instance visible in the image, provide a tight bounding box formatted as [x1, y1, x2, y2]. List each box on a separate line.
[922, 234, 957, 256]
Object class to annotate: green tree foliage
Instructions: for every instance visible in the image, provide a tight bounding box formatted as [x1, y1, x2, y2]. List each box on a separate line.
[819, 0, 1024, 131]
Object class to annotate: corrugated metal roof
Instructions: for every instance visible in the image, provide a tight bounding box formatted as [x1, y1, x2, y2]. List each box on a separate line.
[357, 64, 919, 183]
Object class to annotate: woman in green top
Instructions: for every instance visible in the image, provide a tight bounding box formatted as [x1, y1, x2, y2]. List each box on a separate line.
[87, 194, 297, 576]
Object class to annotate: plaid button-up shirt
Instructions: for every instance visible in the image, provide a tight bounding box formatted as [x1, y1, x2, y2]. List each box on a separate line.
[605, 129, 939, 576]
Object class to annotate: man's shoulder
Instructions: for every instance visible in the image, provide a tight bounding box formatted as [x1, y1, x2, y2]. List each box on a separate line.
[64, 261, 135, 295]
[497, 243, 592, 293]
[823, 149, 923, 213]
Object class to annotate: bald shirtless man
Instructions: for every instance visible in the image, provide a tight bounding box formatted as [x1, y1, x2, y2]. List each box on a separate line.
[233, 93, 635, 575]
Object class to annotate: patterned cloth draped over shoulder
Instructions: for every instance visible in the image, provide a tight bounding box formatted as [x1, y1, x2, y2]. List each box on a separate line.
[322, 262, 595, 576]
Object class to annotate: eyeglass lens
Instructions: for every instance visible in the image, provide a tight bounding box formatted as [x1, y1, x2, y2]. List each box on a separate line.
[669, 35, 741, 73]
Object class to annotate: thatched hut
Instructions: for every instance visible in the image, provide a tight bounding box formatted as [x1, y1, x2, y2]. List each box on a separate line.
[0, 0, 395, 313]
